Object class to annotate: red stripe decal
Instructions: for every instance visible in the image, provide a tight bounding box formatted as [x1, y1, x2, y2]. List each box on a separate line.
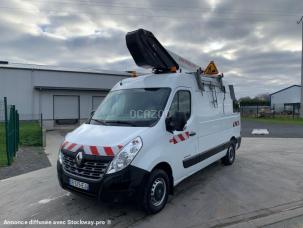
[233, 121, 239, 127]
[173, 138, 178, 144]
[104, 147, 114, 156]
[67, 143, 77, 151]
[185, 132, 190, 138]
[178, 134, 185, 141]
[90, 146, 99, 156]
[61, 141, 68, 149]
[169, 137, 179, 144]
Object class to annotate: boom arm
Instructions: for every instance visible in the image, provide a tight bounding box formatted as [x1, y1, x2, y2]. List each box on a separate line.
[126, 29, 179, 72]
[167, 50, 201, 72]
[126, 29, 205, 73]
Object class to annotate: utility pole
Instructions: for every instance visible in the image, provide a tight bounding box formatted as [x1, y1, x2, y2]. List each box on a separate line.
[298, 16, 303, 118]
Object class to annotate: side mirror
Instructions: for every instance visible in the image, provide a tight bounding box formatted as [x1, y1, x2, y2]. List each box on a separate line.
[166, 112, 187, 132]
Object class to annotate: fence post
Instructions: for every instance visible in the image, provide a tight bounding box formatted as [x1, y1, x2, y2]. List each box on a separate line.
[16, 111, 19, 151]
[11, 105, 16, 157]
[4, 97, 10, 165]
[40, 113, 43, 146]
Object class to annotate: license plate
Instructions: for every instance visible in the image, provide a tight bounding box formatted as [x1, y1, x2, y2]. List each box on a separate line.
[69, 178, 89, 191]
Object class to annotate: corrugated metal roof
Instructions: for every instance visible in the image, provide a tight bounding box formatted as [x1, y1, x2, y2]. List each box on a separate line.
[270, 85, 302, 96]
[34, 86, 110, 92]
[0, 62, 132, 76]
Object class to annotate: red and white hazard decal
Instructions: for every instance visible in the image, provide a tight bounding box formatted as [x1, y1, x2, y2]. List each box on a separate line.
[61, 141, 123, 156]
[233, 120, 240, 127]
[169, 131, 190, 144]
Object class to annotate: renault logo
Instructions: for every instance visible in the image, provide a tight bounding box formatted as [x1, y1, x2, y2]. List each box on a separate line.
[75, 152, 83, 166]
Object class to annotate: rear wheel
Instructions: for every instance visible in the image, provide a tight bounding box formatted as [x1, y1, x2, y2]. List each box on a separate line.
[141, 169, 169, 214]
[222, 141, 236, 166]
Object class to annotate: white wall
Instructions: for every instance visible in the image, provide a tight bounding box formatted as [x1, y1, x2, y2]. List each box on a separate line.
[271, 86, 301, 112]
[39, 90, 107, 120]
[32, 70, 126, 90]
[0, 68, 34, 118]
[0, 67, 127, 127]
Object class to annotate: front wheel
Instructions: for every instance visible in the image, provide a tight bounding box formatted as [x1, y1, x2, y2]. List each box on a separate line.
[141, 169, 169, 214]
[222, 142, 236, 166]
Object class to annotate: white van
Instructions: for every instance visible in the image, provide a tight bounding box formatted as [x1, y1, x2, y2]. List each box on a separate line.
[57, 29, 241, 214]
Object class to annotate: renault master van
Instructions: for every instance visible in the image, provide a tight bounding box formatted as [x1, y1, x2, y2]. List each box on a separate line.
[57, 29, 241, 214]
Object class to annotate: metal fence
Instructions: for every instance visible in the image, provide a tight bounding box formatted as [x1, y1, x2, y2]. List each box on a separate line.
[240, 105, 300, 119]
[0, 97, 19, 166]
[19, 114, 43, 147]
[0, 99, 6, 166]
[240, 106, 271, 117]
[0, 97, 44, 166]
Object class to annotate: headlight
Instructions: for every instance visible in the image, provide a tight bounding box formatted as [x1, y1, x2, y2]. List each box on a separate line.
[107, 137, 143, 174]
[58, 150, 63, 164]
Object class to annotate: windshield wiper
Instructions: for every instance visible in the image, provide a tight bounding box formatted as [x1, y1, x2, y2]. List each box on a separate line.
[91, 119, 139, 126]
[91, 119, 109, 125]
[104, 120, 138, 126]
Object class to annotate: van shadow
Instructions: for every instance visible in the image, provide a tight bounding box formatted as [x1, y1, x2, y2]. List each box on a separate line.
[67, 160, 223, 212]
[172, 161, 224, 198]
[49, 161, 225, 228]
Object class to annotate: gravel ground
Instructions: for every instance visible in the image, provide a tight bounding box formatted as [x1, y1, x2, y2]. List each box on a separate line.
[0, 147, 51, 180]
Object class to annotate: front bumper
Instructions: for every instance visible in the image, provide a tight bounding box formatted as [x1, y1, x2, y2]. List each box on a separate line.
[57, 161, 149, 202]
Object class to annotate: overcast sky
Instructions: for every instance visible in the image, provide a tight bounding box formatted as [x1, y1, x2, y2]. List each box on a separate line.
[0, 0, 303, 98]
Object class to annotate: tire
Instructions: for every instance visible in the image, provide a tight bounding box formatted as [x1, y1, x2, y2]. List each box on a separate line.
[222, 141, 236, 166]
[141, 169, 170, 214]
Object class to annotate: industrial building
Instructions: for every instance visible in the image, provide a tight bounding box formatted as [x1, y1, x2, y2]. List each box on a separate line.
[0, 62, 130, 129]
[270, 85, 302, 114]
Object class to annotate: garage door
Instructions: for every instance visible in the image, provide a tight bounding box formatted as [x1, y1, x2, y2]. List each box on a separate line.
[54, 95, 79, 123]
[92, 96, 105, 111]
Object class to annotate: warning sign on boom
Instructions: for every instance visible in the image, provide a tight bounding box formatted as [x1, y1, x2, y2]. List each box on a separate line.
[204, 61, 219, 75]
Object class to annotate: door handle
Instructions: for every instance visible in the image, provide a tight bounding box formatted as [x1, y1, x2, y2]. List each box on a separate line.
[189, 131, 196, 136]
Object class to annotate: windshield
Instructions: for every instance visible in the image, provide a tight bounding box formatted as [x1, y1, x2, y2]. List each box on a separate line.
[91, 88, 171, 127]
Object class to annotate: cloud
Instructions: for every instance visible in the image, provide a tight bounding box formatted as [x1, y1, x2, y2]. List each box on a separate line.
[0, 0, 302, 97]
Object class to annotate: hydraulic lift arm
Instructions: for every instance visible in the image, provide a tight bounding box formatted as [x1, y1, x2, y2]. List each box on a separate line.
[126, 29, 179, 73]
[125, 28, 226, 92]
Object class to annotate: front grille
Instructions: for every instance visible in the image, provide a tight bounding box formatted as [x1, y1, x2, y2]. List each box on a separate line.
[62, 153, 111, 180]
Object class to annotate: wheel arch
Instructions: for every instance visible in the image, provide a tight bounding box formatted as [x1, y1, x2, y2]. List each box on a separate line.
[152, 162, 174, 194]
[230, 136, 237, 144]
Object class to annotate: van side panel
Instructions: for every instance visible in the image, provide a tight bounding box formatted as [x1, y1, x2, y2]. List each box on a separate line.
[183, 83, 240, 175]
[131, 74, 240, 187]
[131, 125, 190, 185]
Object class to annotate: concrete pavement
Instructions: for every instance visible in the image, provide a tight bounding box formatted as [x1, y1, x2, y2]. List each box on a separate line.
[241, 119, 303, 138]
[1, 132, 303, 228]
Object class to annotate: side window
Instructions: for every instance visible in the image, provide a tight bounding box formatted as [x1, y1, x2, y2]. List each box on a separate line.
[168, 90, 191, 121]
[169, 94, 178, 116]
